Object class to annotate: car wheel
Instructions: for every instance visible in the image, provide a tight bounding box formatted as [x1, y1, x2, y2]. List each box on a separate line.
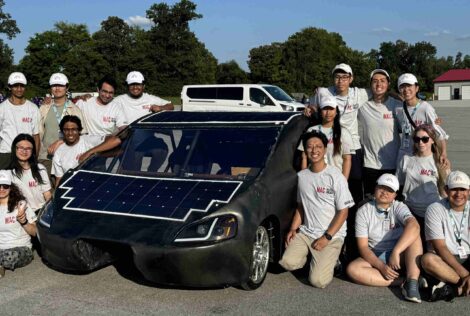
[241, 225, 270, 290]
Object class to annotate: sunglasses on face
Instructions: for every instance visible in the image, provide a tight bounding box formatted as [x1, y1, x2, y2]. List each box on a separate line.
[0, 184, 11, 189]
[413, 136, 430, 144]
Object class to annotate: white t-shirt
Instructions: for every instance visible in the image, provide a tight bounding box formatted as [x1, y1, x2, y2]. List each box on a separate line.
[396, 155, 441, 217]
[425, 200, 470, 256]
[358, 97, 401, 170]
[75, 97, 126, 136]
[395, 101, 448, 164]
[0, 99, 40, 153]
[313, 87, 370, 150]
[11, 164, 51, 212]
[298, 125, 354, 172]
[297, 166, 355, 240]
[52, 136, 95, 178]
[0, 203, 37, 249]
[113, 93, 170, 125]
[356, 200, 413, 252]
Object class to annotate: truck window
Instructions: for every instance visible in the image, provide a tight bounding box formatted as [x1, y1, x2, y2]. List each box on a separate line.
[250, 88, 275, 106]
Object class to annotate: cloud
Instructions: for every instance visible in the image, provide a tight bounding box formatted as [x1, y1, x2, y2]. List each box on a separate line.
[456, 34, 470, 41]
[424, 31, 439, 37]
[424, 30, 452, 37]
[125, 15, 153, 28]
[371, 27, 392, 34]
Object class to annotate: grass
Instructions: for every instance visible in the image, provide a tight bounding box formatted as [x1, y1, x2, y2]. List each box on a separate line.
[163, 96, 181, 105]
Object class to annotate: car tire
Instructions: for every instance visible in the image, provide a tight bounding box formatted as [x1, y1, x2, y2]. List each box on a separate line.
[240, 225, 270, 290]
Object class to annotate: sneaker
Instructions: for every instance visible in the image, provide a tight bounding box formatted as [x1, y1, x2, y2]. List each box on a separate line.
[430, 282, 456, 302]
[402, 279, 422, 303]
[0, 266, 4, 278]
[418, 275, 428, 289]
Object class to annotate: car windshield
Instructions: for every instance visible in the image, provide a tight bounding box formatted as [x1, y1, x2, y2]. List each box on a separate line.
[263, 85, 294, 102]
[82, 126, 280, 180]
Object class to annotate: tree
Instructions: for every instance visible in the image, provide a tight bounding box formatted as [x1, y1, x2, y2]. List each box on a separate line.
[249, 43, 285, 85]
[0, 38, 13, 92]
[144, 0, 217, 95]
[454, 52, 463, 69]
[0, 0, 19, 40]
[216, 60, 248, 84]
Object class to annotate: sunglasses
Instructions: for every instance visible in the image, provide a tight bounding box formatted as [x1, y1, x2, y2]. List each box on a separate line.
[413, 136, 430, 144]
[0, 184, 11, 189]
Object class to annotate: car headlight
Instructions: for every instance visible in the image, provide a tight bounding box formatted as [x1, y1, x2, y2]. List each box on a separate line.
[280, 104, 294, 111]
[174, 215, 237, 243]
[38, 201, 54, 228]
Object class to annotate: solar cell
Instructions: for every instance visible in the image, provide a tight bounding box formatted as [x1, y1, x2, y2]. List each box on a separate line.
[59, 170, 242, 222]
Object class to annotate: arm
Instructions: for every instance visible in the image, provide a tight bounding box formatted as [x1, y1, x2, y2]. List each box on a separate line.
[285, 202, 304, 247]
[47, 139, 64, 155]
[33, 134, 41, 157]
[341, 154, 351, 179]
[431, 239, 470, 279]
[78, 136, 122, 163]
[43, 190, 52, 203]
[388, 217, 420, 270]
[357, 237, 399, 280]
[439, 139, 449, 167]
[151, 102, 174, 113]
[15, 202, 37, 237]
[300, 151, 308, 170]
[312, 208, 348, 251]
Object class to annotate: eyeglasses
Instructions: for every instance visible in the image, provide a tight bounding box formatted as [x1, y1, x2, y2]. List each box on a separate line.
[334, 75, 351, 82]
[0, 184, 11, 189]
[413, 136, 430, 144]
[16, 146, 33, 152]
[63, 128, 79, 133]
[376, 185, 395, 193]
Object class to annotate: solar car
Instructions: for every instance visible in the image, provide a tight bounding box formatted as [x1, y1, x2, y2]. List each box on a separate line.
[37, 111, 309, 289]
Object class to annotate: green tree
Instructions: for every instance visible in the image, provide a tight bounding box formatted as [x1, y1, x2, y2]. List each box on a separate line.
[0, 0, 20, 92]
[454, 52, 463, 69]
[0, 0, 19, 40]
[249, 43, 284, 85]
[144, 0, 217, 95]
[216, 60, 248, 84]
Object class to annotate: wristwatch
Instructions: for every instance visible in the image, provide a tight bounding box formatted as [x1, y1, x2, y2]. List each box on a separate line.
[323, 232, 332, 241]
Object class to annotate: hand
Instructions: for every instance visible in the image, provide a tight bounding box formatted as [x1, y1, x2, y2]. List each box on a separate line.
[285, 230, 297, 247]
[16, 201, 27, 225]
[460, 275, 470, 296]
[387, 251, 401, 271]
[303, 106, 314, 117]
[42, 96, 52, 106]
[435, 117, 443, 126]
[47, 139, 64, 155]
[311, 236, 329, 251]
[379, 263, 400, 280]
[439, 153, 449, 168]
[150, 105, 163, 113]
[78, 150, 92, 163]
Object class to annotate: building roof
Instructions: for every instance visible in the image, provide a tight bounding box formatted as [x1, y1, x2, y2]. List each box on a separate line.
[434, 69, 470, 83]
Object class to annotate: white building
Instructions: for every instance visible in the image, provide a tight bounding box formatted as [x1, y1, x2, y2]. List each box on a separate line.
[434, 69, 470, 101]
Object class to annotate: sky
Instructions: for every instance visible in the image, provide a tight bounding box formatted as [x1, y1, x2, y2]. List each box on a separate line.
[3, 0, 470, 70]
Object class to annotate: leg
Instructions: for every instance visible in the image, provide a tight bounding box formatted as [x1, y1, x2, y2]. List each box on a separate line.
[346, 257, 394, 287]
[421, 253, 460, 284]
[0, 247, 34, 270]
[279, 233, 310, 271]
[309, 238, 343, 288]
[404, 235, 423, 280]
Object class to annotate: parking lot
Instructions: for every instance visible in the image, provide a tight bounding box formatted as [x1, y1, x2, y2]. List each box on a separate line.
[1, 105, 469, 315]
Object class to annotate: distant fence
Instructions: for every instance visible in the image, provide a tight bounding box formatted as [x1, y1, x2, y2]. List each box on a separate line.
[429, 100, 470, 108]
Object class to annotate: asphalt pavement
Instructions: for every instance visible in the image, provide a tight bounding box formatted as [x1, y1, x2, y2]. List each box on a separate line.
[1, 105, 469, 315]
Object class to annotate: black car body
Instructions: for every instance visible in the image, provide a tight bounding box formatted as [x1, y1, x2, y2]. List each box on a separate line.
[38, 111, 309, 289]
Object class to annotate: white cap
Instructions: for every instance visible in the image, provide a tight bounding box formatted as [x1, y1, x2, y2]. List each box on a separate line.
[376, 173, 399, 192]
[398, 73, 418, 87]
[319, 95, 337, 109]
[8, 72, 27, 85]
[126, 71, 145, 84]
[49, 73, 69, 86]
[370, 69, 390, 80]
[332, 63, 353, 75]
[446, 171, 470, 190]
[0, 170, 11, 185]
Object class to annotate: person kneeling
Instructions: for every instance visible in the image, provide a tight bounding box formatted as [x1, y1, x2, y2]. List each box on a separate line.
[346, 174, 423, 303]
[279, 131, 354, 288]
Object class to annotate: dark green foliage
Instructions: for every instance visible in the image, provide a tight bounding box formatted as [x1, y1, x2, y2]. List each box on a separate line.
[217, 60, 248, 84]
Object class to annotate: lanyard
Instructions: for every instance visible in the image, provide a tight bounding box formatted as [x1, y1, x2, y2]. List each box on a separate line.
[375, 200, 391, 219]
[404, 101, 420, 134]
[51, 100, 70, 125]
[318, 125, 333, 141]
[448, 202, 469, 246]
[333, 88, 350, 115]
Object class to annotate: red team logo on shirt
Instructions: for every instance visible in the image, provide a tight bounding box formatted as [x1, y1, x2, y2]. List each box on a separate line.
[142, 105, 152, 110]
[22, 117, 33, 123]
[4, 215, 15, 224]
[29, 180, 37, 188]
[420, 169, 435, 176]
[102, 116, 116, 123]
[383, 113, 393, 119]
[316, 187, 334, 194]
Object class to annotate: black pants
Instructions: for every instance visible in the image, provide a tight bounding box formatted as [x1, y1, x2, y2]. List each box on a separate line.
[363, 167, 396, 197]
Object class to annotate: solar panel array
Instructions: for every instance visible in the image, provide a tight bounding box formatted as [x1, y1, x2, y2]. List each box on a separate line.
[138, 111, 299, 124]
[59, 170, 242, 222]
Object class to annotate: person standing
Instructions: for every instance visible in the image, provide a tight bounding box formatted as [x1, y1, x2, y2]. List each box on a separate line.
[0, 72, 40, 169]
[279, 130, 354, 288]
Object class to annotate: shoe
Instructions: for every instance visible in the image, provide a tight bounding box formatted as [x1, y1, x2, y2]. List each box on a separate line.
[0, 266, 4, 278]
[418, 275, 428, 289]
[430, 282, 456, 302]
[402, 279, 422, 303]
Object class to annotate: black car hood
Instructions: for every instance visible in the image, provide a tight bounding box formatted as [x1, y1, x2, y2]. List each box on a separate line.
[50, 170, 244, 245]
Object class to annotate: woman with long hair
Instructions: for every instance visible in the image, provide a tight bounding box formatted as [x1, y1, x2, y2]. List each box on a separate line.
[9, 134, 52, 213]
[396, 124, 450, 246]
[299, 95, 353, 179]
[0, 170, 37, 277]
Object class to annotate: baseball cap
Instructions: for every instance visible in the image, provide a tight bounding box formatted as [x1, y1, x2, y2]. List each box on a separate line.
[319, 95, 337, 109]
[370, 69, 390, 80]
[0, 170, 11, 186]
[376, 173, 399, 192]
[49, 73, 69, 86]
[398, 73, 418, 87]
[8, 72, 27, 85]
[126, 71, 145, 85]
[332, 63, 353, 75]
[446, 171, 470, 190]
